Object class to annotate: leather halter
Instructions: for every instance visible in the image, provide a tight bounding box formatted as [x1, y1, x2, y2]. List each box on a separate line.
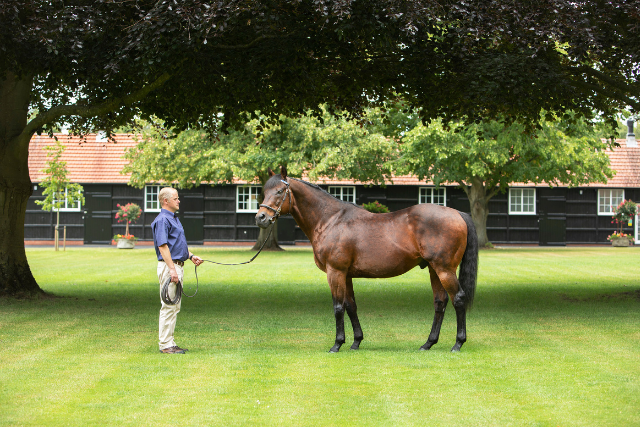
[259, 179, 292, 223]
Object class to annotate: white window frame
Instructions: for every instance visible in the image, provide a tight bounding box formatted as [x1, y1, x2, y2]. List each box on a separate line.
[598, 189, 624, 216]
[328, 186, 356, 203]
[236, 185, 262, 212]
[55, 187, 82, 212]
[145, 185, 161, 212]
[509, 188, 536, 215]
[419, 187, 446, 206]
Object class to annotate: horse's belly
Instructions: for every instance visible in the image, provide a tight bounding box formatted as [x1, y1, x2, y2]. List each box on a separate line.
[348, 251, 422, 278]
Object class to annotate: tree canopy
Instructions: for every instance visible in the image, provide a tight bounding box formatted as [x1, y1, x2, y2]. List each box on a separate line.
[123, 109, 398, 188]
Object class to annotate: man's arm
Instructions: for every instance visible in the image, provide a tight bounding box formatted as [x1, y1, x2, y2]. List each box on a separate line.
[158, 244, 180, 283]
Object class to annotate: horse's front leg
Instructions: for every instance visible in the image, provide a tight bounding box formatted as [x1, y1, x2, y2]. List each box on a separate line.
[327, 268, 348, 353]
[345, 277, 364, 350]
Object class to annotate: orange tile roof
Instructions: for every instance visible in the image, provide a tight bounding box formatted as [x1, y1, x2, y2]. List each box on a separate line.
[29, 133, 137, 184]
[29, 135, 640, 188]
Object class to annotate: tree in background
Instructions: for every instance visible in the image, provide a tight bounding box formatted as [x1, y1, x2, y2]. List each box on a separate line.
[123, 109, 399, 249]
[398, 114, 615, 247]
[34, 142, 84, 251]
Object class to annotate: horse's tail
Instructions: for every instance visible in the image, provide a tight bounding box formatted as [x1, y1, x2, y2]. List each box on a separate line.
[458, 211, 478, 308]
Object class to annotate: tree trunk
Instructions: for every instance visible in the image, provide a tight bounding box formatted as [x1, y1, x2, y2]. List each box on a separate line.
[252, 220, 283, 251]
[251, 171, 283, 251]
[464, 178, 493, 248]
[0, 73, 44, 297]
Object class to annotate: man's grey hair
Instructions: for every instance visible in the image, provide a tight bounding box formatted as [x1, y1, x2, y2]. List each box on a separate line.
[158, 187, 177, 206]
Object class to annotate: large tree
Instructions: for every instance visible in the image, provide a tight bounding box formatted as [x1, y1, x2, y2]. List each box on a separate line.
[0, 0, 412, 297]
[2, 0, 640, 296]
[399, 114, 615, 247]
[122, 109, 399, 249]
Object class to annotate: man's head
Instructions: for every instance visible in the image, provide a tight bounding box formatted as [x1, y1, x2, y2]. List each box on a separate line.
[159, 187, 180, 213]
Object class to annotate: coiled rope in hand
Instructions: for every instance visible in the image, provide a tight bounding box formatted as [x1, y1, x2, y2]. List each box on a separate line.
[161, 226, 274, 305]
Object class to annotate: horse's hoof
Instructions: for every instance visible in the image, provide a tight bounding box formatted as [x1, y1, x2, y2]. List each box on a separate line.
[350, 343, 360, 350]
[450, 344, 462, 352]
[420, 341, 435, 351]
[329, 345, 342, 353]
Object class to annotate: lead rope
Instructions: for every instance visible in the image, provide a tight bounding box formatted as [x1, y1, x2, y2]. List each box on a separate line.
[162, 179, 290, 305]
[161, 223, 275, 305]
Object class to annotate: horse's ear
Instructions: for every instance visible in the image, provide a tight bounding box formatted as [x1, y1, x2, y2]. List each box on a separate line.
[281, 165, 288, 179]
[268, 168, 275, 177]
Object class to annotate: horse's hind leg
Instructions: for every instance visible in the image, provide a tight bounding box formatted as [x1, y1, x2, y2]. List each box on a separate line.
[327, 268, 348, 353]
[345, 277, 364, 350]
[421, 267, 449, 351]
[436, 269, 468, 352]
[450, 287, 468, 352]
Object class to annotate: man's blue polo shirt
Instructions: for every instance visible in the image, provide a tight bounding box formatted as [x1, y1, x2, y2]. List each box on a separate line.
[151, 209, 189, 262]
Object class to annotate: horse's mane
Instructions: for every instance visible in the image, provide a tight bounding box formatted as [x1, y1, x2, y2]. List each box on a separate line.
[287, 177, 366, 210]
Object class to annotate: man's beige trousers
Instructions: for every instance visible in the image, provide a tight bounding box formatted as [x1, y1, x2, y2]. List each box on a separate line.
[157, 262, 184, 350]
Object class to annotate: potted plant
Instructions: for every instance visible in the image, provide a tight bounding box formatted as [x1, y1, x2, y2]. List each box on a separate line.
[608, 232, 632, 247]
[114, 203, 142, 249]
[608, 199, 637, 246]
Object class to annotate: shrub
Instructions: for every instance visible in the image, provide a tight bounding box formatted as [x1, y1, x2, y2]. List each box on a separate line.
[363, 200, 390, 213]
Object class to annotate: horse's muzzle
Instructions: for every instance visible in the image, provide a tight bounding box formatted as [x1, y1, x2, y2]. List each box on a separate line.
[255, 211, 272, 228]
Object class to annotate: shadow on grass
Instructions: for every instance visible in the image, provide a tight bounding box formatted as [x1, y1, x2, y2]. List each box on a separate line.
[7, 278, 639, 322]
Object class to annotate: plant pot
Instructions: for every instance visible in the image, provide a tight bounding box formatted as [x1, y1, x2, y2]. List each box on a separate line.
[611, 237, 631, 247]
[117, 238, 136, 249]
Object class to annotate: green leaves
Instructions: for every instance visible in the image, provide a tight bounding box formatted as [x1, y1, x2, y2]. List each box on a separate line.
[124, 108, 402, 188]
[399, 114, 613, 192]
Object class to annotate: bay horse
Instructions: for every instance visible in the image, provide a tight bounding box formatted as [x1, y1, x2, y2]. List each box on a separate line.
[255, 167, 478, 353]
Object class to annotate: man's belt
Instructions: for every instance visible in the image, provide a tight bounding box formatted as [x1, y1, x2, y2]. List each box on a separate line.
[161, 260, 185, 266]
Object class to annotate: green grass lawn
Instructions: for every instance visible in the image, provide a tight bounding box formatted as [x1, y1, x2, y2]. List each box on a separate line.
[1, 246, 639, 426]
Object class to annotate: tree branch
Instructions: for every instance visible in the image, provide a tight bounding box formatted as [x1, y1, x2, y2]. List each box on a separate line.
[211, 34, 292, 49]
[569, 66, 640, 111]
[21, 72, 172, 144]
[578, 66, 640, 96]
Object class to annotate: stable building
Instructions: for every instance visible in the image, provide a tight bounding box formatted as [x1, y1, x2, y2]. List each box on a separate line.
[26, 133, 640, 246]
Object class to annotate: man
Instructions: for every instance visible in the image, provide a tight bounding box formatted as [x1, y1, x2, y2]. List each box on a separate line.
[152, 187, 203, 354]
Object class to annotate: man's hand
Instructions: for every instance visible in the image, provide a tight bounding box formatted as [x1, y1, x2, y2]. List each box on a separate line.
[169, 267, 180, 284]
[190, 255, 203, 266]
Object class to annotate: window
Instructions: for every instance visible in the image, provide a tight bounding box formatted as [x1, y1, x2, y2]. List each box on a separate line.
[328, 186, 355, 203]
[419, 187, 446, 206]
[509, 188, 536, 214]
[145, 185, 161, 212]
[55, 187, 82, 212]
[237, 186, 262, 212]
[598, 189, 624, 215]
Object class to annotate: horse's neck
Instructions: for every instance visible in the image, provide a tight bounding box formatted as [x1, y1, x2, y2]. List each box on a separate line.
[289, 180, 344, 242]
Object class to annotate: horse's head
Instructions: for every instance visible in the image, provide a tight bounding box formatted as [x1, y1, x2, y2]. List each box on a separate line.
[255, 166, 293, 228]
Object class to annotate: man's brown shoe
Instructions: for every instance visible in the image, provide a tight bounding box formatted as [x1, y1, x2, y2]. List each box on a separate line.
[160, 346, 185, 354]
